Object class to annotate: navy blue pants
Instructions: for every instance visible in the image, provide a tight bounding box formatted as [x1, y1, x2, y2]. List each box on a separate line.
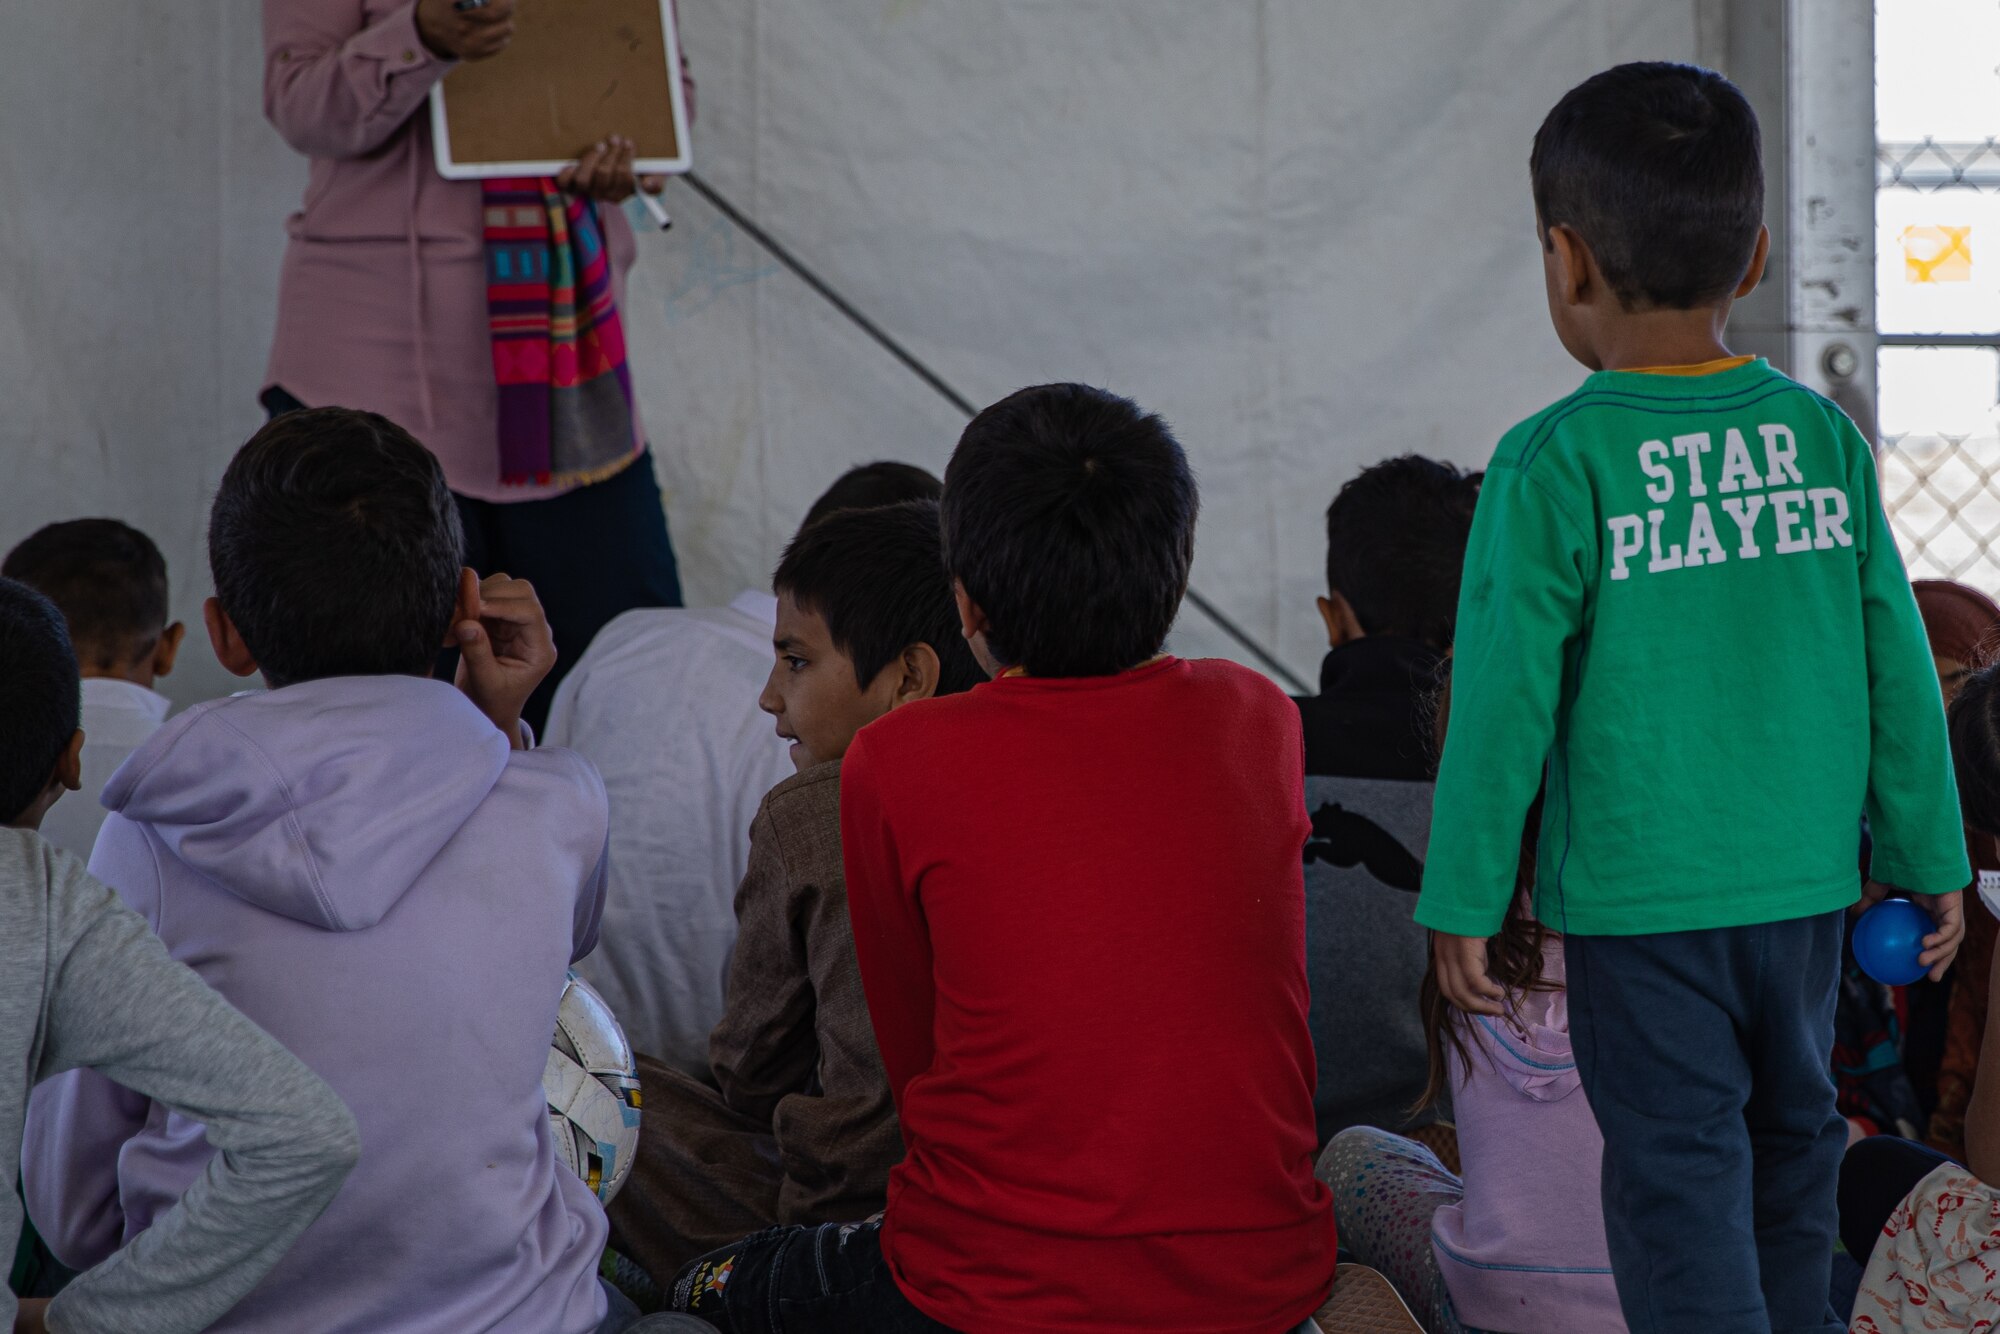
[1838, 1133, 1956, 1266]
[453, 451, 682, 731]
[1566, 912, 1848, 1334]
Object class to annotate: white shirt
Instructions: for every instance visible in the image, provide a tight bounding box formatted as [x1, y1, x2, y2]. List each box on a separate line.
[544, 592, 793, 1073]
[40, 677, 172, 860]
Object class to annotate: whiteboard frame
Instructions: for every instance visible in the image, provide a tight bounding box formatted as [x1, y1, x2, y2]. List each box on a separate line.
[429, 0, 693, 181]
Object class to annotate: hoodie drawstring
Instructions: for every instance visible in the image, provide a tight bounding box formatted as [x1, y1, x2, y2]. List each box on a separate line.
[407, 132, 435, 433]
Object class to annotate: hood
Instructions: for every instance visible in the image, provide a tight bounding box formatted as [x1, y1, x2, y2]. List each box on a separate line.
[1470, 981, 1580, 1104]
[103, 676, 512, 932]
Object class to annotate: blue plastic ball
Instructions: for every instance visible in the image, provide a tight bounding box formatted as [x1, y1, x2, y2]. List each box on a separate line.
[1852, 897, 1934, 987]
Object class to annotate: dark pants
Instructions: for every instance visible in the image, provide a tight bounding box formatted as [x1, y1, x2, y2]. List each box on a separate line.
[1566, 912, 1848, 1334]
[669, 1222, 956, 1334]
[261, 387, 683, 733]
[453, 452, 682, 731]
[598, 1278, 643, 1334]
[1838, 1134, 1957, 1267]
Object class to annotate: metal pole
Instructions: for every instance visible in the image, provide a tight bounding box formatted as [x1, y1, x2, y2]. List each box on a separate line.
[674, 171, 1312, 695]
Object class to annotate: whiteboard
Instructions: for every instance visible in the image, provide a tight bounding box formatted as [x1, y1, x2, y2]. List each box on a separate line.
[430, 0, 693, 180]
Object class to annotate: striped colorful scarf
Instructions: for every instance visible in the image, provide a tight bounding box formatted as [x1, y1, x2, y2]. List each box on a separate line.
[482, 179, 639, 488]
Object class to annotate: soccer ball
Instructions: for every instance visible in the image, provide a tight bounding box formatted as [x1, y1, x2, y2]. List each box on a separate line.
[545, 971, 643, 1203]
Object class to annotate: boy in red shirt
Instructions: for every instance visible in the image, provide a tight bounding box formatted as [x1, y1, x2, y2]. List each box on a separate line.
[668, 383, 1336, 1333]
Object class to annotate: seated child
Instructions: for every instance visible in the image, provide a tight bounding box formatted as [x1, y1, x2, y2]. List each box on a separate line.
[547, 462, 942, 1072]
[1833, 582, 2000, 1154]
[23, 408, 626, 1334]
[1296, 454, 1477, 1142]
[1418, 63, 1968, 1333]
[668, 383, 1336, 1332]
[1841, 662, 2000, 1330]
[608, 498, 983, 1286]
[0, 577, 357, 1333]
[1912, 580, 2000, 1158]
[3, 519, 185, 858]
[1320, 677, 1623, 1334]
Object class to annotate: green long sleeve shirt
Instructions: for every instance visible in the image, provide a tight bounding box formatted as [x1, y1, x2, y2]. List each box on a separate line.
[1416, 359, 1971, 938]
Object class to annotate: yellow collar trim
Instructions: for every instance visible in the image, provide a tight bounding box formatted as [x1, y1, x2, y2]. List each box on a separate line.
[1622, 354, 1757, 377]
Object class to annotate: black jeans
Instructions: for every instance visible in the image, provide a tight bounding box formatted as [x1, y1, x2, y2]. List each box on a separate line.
[1566, 913, 1848, 1334]
[262, 387, 683, 732]
[670, 1222, 957, 1334]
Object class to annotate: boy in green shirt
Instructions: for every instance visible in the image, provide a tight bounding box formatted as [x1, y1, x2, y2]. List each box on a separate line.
[1417, 63, 1969, 1332]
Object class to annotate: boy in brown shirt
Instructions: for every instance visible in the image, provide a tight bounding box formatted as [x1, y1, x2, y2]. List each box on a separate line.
[610, 499, 984, 1284]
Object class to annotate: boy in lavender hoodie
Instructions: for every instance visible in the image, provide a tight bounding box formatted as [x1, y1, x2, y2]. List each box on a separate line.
[23, 408, 627, 1334]
[0, 577, 358, 1334]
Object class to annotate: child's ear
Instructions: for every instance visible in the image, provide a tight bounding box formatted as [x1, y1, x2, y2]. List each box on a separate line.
[1317, 592, 1365, 650]
[202, 598, 261, 678]
[1547, 224, 1593, 307]
[1735, 225, 1771, 298]
[952, 581, 987, 643]
[888, 643, 943, 708]
[953, 580, 1005, 679]
[11, 732, 87, 836]
[153, 622, 187, 679]
[11, 730, 86, 831]
[54, 729, 83, 794]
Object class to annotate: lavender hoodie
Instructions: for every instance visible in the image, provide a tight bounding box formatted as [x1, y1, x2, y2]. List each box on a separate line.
[1430, 942, 1626, 1333]
[22, 676, 613, 1333]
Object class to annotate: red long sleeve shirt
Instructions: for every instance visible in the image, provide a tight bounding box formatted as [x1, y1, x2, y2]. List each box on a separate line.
[841, 657, 1336, 1333]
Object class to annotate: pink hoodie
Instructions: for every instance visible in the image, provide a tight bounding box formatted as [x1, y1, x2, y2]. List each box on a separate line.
[260, 0, 675, 503]
[1430, 942, 1626, 1333]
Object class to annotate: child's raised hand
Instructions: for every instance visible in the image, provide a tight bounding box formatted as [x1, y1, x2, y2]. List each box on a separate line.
[449, 569, 556, 749]
[1432, 931, 1507, 1017]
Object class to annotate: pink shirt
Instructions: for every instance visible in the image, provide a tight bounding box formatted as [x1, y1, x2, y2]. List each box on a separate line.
[261, 0, 671, 503]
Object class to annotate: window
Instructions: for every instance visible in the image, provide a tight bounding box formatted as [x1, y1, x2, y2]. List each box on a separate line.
[1877, 0, 2000, 586]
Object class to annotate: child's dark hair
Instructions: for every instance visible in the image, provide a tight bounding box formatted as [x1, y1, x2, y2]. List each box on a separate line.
[942, 383, 1196, 677]
[1325, 457, 1480, 648]
[208, 408, 464, 689]
[1950, 664, 2000, 838]
[774, 499, 984, 697]
[0, 578, 81, 824]
[1531, 61, 1764, 310]
[1415, 673, 1556, 1114]
[801, 462, 942, 530]
[3, 519, 170, 673]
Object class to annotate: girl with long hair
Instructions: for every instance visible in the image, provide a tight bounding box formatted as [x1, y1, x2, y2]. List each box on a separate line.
[1315, 678, 1623, 1333]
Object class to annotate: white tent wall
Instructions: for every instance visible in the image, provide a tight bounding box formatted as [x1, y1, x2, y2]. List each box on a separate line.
[0, 2, 1699, 707]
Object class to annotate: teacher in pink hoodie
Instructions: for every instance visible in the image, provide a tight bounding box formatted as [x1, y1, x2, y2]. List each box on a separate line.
[259, 0, 692, 730]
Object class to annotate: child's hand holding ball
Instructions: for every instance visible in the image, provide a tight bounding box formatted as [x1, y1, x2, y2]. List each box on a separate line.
[1857, 880, 1965, 983]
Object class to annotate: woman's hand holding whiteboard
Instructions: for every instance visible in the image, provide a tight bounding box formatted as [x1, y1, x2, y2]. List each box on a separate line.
[429, 0, 692, 181]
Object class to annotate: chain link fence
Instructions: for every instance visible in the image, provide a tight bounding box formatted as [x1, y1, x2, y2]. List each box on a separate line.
[1878, 432, 2000, 586]
[1879, 137, 2000, 190]
[1877, 137, 2000, 587]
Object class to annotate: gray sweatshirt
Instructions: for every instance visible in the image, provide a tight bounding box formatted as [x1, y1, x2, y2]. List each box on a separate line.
[0, 828, 359, 1333]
